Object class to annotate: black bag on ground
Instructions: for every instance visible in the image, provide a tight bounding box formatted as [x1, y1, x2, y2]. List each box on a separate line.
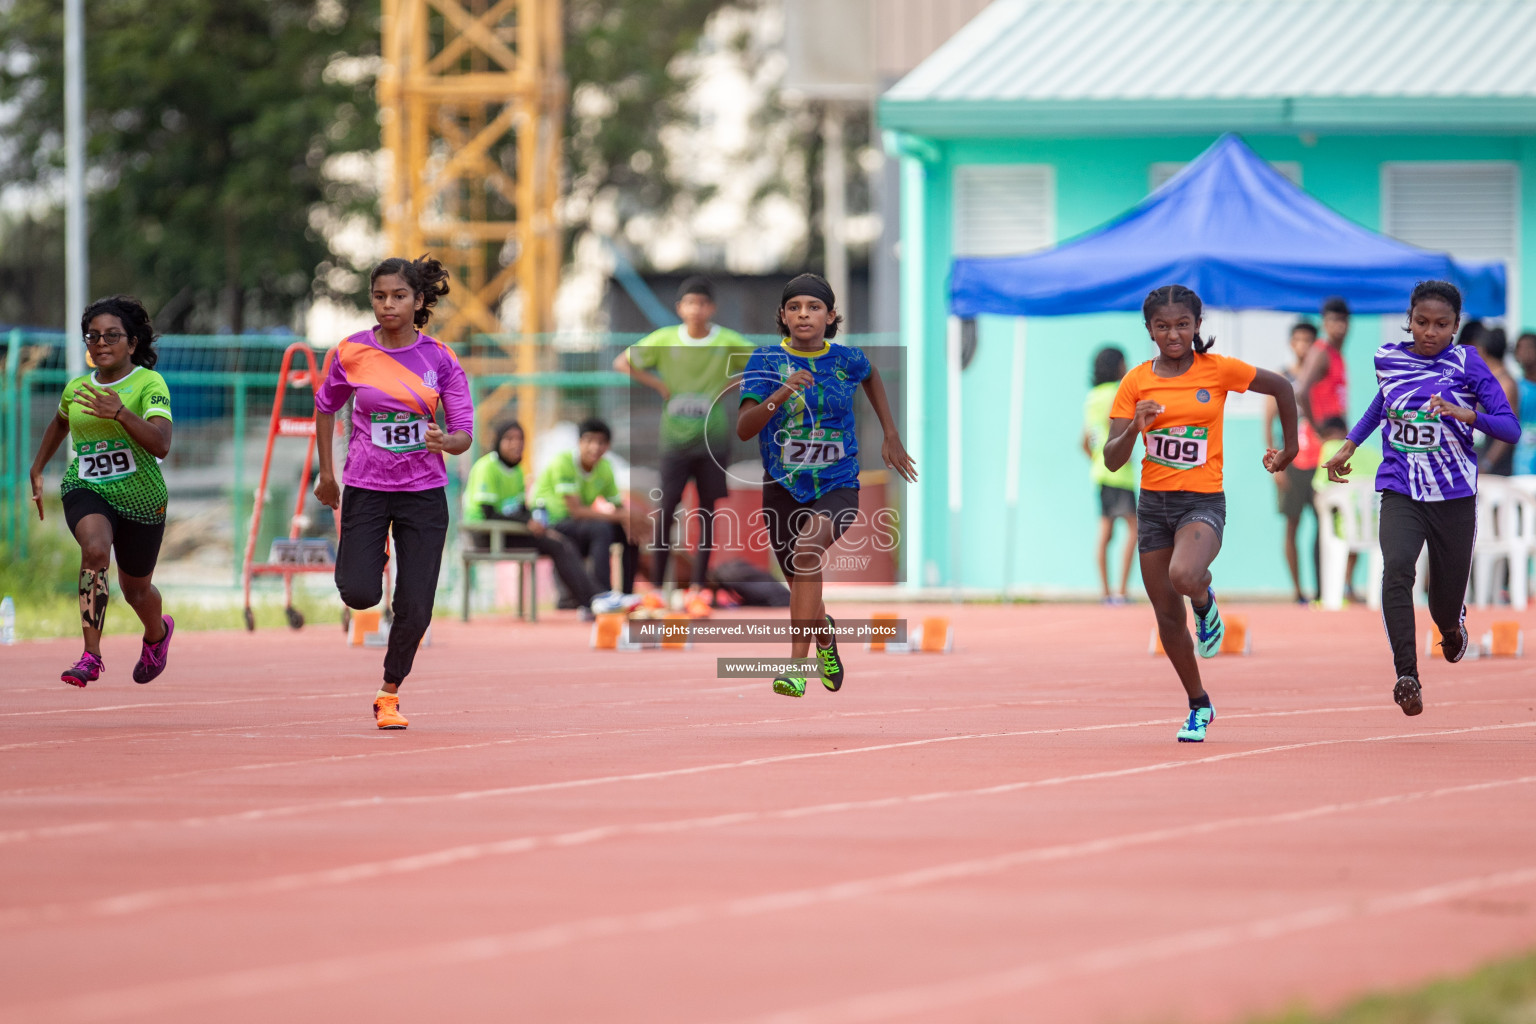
[709, 559, 791, 607]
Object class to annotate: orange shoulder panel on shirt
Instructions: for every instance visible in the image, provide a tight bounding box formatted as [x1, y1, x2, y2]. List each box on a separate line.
[338, 341, 438, 416]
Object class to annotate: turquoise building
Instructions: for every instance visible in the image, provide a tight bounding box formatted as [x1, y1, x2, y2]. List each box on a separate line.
[878, 0, 1536, 595]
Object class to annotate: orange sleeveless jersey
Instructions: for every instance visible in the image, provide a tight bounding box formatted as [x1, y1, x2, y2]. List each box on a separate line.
[1110, 353, 1258, 493]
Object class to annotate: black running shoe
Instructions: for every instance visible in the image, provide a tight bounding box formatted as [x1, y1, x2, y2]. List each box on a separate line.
[1440, 623, 1469, 664]
[1394, 675, 1423, 716]
[818, 614, 845, 692]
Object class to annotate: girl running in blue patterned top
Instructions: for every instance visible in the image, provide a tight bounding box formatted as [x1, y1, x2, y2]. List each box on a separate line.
[737, 274, 917, 697]
[1323, 280, 1519, 716]
[28, 296, 176, 687]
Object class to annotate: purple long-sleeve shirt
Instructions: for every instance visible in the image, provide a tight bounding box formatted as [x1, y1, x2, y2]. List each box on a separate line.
[314, 329, 475, 492]
[1346, 341, 1518, 501]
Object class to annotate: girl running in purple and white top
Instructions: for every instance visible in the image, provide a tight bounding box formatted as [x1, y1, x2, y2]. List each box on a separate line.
[1323, 280, 1519, 716]
[313, 255, 475, 730]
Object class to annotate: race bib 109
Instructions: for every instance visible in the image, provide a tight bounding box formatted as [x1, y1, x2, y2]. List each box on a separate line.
[76, 440, 137, 482]
[781, 428, 845, 468]
[370, 411, 428, 453]
[1387, 408, 1443, 453]
[1146, 426, 1209, 470]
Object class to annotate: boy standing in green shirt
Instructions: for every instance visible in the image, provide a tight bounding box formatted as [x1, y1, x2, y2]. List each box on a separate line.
[1083, 346, 1138, 603]
[615, 277, 753, 596]
[533, 417, 642, 595]
[463, 421, 603, 613]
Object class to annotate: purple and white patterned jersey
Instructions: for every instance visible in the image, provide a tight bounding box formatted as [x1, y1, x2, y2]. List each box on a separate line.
[1346, 340, 1518, 502]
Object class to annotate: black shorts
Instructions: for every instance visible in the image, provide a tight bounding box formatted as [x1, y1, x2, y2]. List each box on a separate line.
[761, 480, 859, 578]
[1136, 490, 1226, 554]
[1276, 464, 1316, 520]
[1099, 485, 1136, 520]
[62, 488, 166, 577]
[660, 447, 729, 506]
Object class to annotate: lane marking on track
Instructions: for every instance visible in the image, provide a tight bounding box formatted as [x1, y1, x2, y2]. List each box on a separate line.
[0, 696, 1096, 801]
[1, 721, 1532, 928]
[8, 783, 1536, 1022]
[0, 700, 1523, 841]
[735, 867, 1536, 1024]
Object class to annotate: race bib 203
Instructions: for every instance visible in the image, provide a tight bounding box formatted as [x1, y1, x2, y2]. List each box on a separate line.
[1387, 408, 1443, 454]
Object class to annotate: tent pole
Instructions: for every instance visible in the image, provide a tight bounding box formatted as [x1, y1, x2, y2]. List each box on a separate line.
[1002, 318, 1026, 599]
[947, 315, 962, 601]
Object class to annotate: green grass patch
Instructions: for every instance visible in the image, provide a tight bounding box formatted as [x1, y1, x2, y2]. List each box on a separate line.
[1243, 949, 1536, 1024]
[7, 591, 342, 641]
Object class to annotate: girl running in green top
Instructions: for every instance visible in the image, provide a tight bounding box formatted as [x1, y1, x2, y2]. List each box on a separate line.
[29, 296, 176, 687]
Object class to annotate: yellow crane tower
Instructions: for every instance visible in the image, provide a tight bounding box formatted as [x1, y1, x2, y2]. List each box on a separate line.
[378, 0, 564, 437]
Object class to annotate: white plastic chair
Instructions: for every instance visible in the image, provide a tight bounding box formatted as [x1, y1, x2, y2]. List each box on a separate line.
[1314, 482, 1384, 610]
[1471, 479, 1536, 610]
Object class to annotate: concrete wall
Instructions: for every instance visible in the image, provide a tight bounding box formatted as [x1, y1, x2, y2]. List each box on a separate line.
[898, 133, 1536, 595]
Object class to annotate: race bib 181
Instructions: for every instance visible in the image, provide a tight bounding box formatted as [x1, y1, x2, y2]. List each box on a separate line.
[1387, 408, 1443, 453]
[1146, 426, 1209, 470]
[781, 428, 845, 468]
[76, 439, 137, 482]
[370, 411, 428, 453]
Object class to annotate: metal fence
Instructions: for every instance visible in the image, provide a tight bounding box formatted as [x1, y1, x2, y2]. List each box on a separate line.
[3, 330, 887, 589]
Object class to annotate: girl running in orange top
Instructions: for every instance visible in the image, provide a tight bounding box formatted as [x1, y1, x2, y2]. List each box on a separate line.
[1104, 285, 1299, 742]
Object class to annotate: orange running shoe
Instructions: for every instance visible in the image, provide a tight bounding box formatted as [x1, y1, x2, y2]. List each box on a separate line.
[373, 693, 408, 730]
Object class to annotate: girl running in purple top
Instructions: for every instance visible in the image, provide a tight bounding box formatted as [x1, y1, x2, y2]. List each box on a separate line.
[313, 255, 475, 729]
[1323, 280, 1519, 716]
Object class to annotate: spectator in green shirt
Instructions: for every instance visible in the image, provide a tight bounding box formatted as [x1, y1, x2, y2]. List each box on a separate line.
[533, 417, 643, 595]
[1083, 346, 1138, 603]
[615, 276, 753, 597]
[463, 421, 602, 614]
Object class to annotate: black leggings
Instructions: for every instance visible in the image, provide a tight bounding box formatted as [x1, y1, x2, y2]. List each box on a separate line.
[336, 485, 449, 687]
[1379, 490, 1476, 680]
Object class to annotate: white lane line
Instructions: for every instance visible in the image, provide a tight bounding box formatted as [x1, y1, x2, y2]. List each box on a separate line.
[0, 696, 1088, 801]
[3, 721, 1532, 930]
[0, 701, 1523, 845]
[10, 793, 1536, 1023]
[735, 866, 1536, 1024]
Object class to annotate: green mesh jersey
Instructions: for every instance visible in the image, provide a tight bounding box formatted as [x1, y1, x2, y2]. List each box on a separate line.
[58, 366, 173, 524]
[624, 325, 753, 451]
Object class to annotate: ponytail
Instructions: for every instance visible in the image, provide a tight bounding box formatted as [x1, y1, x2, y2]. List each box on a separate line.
[370, 255, 451, 328]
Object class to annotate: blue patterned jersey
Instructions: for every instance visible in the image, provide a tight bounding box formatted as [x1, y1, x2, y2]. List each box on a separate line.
[1346, 341, 1519, 501]
[740, 340, 872, 501]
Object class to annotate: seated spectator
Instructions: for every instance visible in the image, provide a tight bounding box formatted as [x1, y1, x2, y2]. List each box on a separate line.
[463, 420, 603, 616]
[532, 417, 644, 595]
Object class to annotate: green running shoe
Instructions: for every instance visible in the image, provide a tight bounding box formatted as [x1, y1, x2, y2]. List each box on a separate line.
[818, 614, 845, 692]
[773, 675, 808, 698]
[1194, 588, 1224, 658]
[1177, 705, 1214, 742]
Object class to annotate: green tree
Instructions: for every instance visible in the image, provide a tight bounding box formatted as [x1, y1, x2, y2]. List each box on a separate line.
[564, 0, 737, 247]
[0, 0, 380, 332]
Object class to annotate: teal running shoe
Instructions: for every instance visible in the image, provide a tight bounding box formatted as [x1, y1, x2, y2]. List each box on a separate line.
[773, 675, 808, 698]
[1177, 706, 1214, 742]
[1194, 588, 1224, 658]
[818, 614, 845, 692]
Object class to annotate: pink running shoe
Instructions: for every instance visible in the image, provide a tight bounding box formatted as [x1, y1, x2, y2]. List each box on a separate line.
[62, 651, 104, 688]
[132, 615, 174, 684]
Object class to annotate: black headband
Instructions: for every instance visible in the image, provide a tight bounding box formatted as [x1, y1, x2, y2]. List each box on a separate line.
[780, 273, 835, 310]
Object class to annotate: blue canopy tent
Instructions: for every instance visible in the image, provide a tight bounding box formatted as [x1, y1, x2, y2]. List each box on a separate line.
[943, 133, 1506, 596]
[950, 133, 1506, 319]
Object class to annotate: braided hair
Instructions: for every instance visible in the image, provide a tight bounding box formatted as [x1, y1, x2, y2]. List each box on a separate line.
[1141, 285, 1214, 353]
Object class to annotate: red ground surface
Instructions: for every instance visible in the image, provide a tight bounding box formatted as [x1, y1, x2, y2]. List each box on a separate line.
[1, 601, 1535, 1024]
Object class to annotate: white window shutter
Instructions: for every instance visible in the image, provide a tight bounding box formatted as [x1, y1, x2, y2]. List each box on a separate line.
[952, 165, 1055, 258]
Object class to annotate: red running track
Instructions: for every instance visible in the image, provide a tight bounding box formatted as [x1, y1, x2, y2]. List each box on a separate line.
[1, 602, 1534, 1023]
